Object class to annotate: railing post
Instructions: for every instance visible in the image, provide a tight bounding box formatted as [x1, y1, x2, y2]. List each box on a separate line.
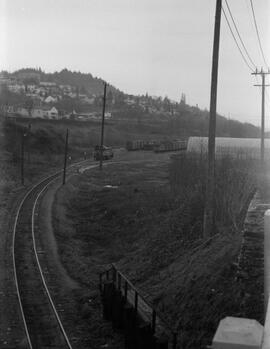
[172, 332, 177, 349]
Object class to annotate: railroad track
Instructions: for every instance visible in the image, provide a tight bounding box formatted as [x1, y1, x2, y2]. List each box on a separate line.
[12, 162, 91, 349]
[12, 156, 165, 348]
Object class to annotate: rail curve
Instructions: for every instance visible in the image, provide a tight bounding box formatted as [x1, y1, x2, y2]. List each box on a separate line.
[12, 162, 90, 349]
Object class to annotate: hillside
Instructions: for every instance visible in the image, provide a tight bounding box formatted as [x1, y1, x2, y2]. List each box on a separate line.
[39, 68, 120, 96]
[0, 68, 261, 139]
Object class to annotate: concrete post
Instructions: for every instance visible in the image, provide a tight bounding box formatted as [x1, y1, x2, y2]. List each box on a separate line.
[212, 317, 263, 349]
[262, 298, 270, 349]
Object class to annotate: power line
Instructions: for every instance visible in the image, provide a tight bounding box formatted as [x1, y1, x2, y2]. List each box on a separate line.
[224, 0, 256, 69]
[249, 0, 269, 69]
[221, 6, 254, 72]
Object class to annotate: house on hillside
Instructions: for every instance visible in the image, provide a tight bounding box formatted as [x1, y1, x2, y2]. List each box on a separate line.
[44, 95, 58, 103]
[47, 106, 58, 119]
[16, 107, 30, 117]
[80, 96, 95, 104]
[8, 83, 25, 94]
[1, 105, 17, 116]
[40, 81, 56, 87]
[67, 92, 77, 99]
[15, 105, 59, 119]
[32, 106, 59, 119]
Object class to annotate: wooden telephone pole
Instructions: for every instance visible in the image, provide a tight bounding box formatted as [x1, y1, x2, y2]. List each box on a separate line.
[252, 69, 270, 164]
[99, 82, 107, 170]
[203, 0, 222, 238]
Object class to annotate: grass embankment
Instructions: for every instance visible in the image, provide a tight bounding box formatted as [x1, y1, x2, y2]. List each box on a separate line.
[53, 152, 258, 348]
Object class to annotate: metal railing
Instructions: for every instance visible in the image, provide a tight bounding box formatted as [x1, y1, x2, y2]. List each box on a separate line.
[99, 263, 178, 349]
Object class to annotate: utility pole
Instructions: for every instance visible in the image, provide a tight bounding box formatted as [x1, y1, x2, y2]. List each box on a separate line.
[203, 0, 222, 238]
[63, 128, 69, 185]
[99, 82, 107, 170]
[252, 69, 270, 165]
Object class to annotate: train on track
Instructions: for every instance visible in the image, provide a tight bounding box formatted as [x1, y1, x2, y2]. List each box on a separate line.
[126, 139, 187, 153]
[93, 145, 114, 160]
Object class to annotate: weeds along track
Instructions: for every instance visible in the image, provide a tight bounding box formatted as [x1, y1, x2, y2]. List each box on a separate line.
[12, 164, 85, 349]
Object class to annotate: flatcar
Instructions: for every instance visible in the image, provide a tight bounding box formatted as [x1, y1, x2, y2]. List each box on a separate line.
[154, 140, 187, 153]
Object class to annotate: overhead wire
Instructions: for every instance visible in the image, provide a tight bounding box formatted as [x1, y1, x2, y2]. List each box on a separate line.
[224, 0, 256, 70]
[222, 3, 270, 128]
[221, 6, 254, 72]
[249, 0, 269, 69]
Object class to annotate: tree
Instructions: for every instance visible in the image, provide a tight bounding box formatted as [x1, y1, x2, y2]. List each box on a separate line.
[180, 93, 186, 105]
[107, 90, 113, 105]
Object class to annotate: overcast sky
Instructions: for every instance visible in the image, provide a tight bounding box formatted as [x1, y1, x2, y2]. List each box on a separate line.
[0, 0, 269, 127]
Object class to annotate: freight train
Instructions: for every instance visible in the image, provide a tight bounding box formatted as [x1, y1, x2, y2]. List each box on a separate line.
[153, 140, 187, 153]
[126, 140, 158, 151]
[126, 139, 187, 152]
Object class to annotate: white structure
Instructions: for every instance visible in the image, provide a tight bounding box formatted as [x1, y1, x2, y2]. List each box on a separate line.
[187, 137, 270, 159]
[44, 95, 57, 103]
[212, 317, 263, 349]
[81, 96, 95, 104]
[40, 81, 56, 87]
[8, 83, 25, 93]
[46, 106, 58, 119]
[15, 106, 59, 119]
[105, 112, 112, 119]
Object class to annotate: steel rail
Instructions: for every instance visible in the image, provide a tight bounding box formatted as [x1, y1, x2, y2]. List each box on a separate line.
[12, 155, 148, 348]
[12, 159, 91, 348]
[12, 173, 60, 349]
[31, 178, 73, 348]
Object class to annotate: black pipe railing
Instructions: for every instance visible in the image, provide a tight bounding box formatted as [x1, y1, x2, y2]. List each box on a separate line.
[99, 264, 178, 349]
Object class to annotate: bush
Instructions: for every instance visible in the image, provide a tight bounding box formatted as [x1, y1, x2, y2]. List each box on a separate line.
[169, 153, 257, 235]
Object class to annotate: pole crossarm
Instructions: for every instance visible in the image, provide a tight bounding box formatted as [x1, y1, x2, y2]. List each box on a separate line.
[251, 71, 270, 76]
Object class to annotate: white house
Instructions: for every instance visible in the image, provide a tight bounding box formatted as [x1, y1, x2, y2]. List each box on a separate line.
[16, 106, 59, 119]
[47, 106, 58, 119]
[44, 95, 58, 103]
[81, 96, 95, 104]
[8, 83, 25, 94]
[40, 81, 56, 87]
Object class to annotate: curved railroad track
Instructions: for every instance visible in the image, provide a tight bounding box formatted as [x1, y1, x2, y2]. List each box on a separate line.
[11, 155, 166, 348]
[12, 162, 90, 349]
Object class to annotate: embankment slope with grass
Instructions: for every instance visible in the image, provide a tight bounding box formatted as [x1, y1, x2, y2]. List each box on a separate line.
[52, 152, 258, 348]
